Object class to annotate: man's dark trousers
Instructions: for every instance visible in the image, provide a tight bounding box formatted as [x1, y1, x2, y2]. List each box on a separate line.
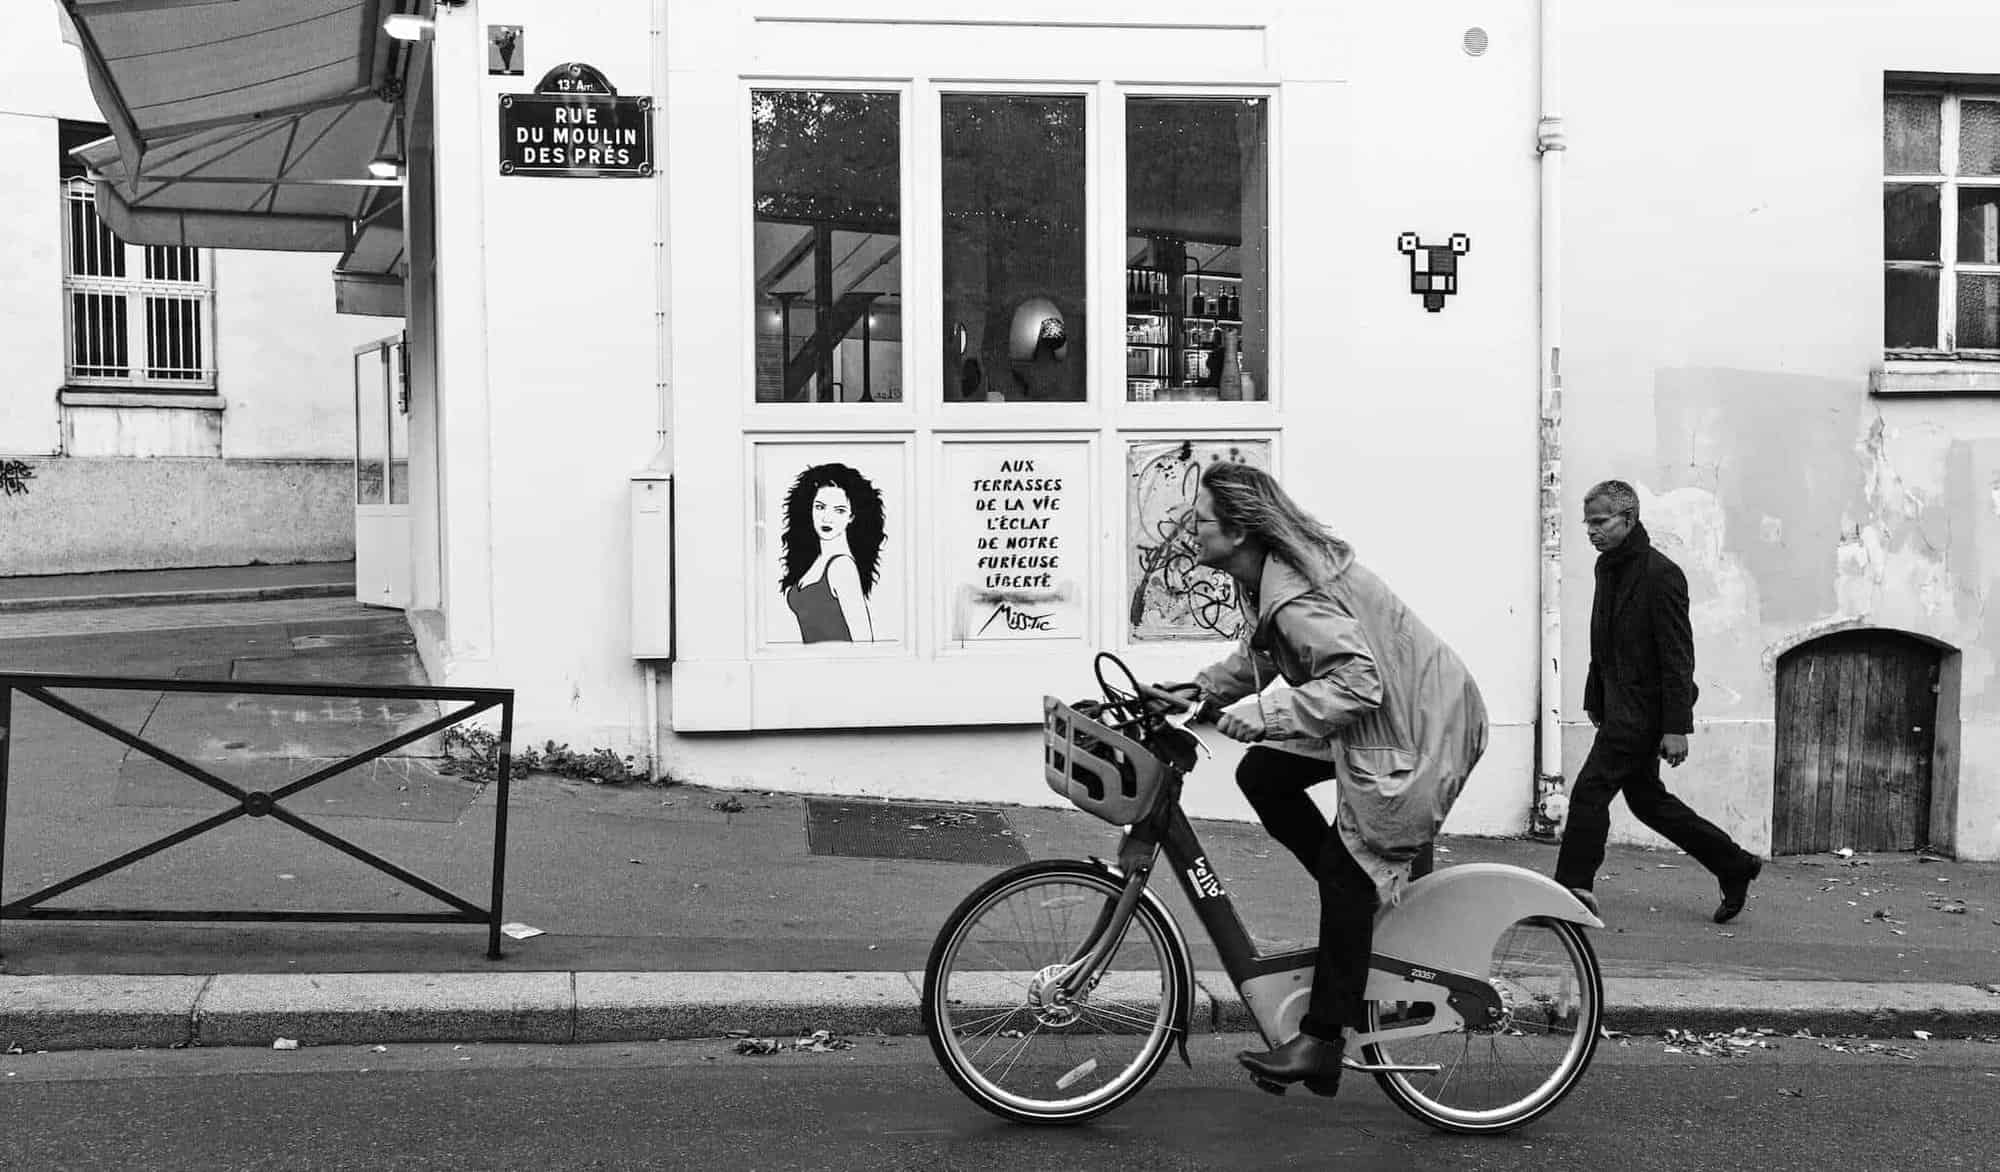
[1554, 733, 1751, 890]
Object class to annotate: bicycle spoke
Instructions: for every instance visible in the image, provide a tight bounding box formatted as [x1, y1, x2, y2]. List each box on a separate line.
[1362, 916, 1600, 1133]
[926, 865, 1181, 1123]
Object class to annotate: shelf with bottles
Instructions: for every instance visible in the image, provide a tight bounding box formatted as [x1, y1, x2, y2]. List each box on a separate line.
[1125, 267, 1175, 314]
[1181, 271, 1243, 322]
[1125, 312, 1172, 347]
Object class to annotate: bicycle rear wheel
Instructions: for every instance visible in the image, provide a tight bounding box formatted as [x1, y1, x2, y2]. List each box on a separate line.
[1362, 916, 1601, 1135]
[923, 861, 1189, 1125]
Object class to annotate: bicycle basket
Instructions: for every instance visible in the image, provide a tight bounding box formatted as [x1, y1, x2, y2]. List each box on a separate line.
[1042, 695, 1169, 826]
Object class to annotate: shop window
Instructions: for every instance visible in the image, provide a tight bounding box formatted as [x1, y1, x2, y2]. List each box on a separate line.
[941, 94, 1087, 403]
[1884, 89, 2000, 355]
[752, 90, 903, 404]
[59, 178, 215, 391]
[1125, 97, 1268, 402]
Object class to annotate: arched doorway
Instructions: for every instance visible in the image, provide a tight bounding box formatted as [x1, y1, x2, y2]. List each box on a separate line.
[1773, 629, 1943, 855]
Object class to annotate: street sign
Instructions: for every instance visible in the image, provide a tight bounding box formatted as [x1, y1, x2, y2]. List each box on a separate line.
[497, 63, 653, 178]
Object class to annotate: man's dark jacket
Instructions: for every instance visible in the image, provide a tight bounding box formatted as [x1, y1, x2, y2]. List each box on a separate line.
[1582, 521, 1698, 743]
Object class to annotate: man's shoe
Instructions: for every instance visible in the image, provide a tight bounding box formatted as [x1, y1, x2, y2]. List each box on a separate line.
[1714, 857, 1762, 924]
[1567, 887, 1602, 918]
[1239, 1032, 1344, 1098]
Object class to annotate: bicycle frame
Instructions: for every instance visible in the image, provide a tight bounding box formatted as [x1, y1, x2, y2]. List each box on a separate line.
[1057, 783, 1601, 1066]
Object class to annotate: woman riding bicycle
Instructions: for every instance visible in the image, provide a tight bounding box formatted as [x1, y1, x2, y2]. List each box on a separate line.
[1145, 462, 1488, 1097]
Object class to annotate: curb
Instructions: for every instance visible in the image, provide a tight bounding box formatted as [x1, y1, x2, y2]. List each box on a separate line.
[0, 583, 352, 615]
[7, 972, 2000, 1052]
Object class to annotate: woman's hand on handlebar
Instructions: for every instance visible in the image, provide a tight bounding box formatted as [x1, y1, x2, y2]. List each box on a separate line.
[1138, 681, 1203, 717]
[1213, 710, 1267, 743]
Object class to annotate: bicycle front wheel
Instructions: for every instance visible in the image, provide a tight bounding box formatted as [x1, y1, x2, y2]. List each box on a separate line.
[1362, 915, 1602, 1135]
[923, 861, 1189, 1125]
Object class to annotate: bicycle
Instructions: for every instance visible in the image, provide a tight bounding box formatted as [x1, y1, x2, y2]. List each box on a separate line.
[922, 653, 1605, 1134]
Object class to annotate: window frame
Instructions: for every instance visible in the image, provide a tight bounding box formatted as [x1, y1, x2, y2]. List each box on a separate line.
[59, 177, 218, 394]
[739, 78, 1281, 430]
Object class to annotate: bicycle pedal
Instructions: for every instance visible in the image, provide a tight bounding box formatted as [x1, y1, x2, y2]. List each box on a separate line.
[1249, 1075, 1288, 1097]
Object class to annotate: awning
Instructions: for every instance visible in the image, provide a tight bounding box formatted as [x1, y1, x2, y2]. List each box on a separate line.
[63, 0, 422, 255]
[334, 184, 406, 317]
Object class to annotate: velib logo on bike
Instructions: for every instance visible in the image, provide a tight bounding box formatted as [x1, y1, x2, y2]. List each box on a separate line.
[1186, 855, 1225, 899]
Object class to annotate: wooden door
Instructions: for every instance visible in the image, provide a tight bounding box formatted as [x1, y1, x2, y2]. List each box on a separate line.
[1773, 630, 1939, 855]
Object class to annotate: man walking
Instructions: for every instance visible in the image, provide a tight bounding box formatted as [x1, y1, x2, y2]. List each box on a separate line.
[1555, 480, 1762, 924]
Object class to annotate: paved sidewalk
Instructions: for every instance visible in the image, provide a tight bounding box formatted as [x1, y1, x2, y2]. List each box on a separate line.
[3, 580, 1999, 1050]
[0, 561, 353, 614]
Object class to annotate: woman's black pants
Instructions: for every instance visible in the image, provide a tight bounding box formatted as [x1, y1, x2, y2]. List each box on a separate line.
[1234, 746, 1432, 1042]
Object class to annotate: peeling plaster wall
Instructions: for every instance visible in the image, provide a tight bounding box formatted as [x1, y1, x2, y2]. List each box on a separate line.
[1565, 2, 2000, 859]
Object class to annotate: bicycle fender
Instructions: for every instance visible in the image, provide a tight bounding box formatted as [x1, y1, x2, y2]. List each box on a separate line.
[1368, 863, 1602, 987]
[1088, 856, 1198, 1068]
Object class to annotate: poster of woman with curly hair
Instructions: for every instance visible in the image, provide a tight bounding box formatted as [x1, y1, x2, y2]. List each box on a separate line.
[757, 446, 904, 647]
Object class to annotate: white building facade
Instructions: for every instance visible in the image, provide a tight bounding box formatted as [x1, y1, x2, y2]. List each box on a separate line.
[55, 0, 2000, 857]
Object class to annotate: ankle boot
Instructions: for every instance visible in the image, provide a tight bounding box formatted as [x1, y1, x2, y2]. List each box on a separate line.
[1238, 1032, 1344, 1097]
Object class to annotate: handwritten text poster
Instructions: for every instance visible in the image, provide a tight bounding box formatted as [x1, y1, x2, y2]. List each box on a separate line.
[944, 442, 1090, 643]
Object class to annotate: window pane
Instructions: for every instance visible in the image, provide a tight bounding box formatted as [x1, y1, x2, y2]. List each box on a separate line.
[67, 190, 126, 278]
[751, 90, 901, 404]
[942, 94, 1087, 403]
[145, 295, 204, 380]
[1960, 100, 2000, 176]
[1959, 188, 2000, 263]
[1885, 266, 1940, 348]
[143, 245, 199, 283]
[1884, 184, 1940, 261]
[1126, 98, 1268, 402]
[70, 291, 127, 377]
[1959, 274, 2000, 348]
[354, 352, 386, 505]
[1884, 94, 1941, 173]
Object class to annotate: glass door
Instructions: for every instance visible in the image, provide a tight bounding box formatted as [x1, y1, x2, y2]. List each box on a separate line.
[353, 337, 412, 608]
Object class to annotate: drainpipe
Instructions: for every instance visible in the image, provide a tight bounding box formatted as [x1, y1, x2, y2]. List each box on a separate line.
[1531, 0, 1568, 839]
[641, 0, 675, 782]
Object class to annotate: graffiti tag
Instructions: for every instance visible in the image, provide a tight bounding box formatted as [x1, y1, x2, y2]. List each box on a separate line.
[0, 459, 34, 497]
[978, 601, 1055, 636]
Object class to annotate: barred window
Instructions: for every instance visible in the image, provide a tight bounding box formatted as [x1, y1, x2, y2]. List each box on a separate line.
[61, 178, 216, 390]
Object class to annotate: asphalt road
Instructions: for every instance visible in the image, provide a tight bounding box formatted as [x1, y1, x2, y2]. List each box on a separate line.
[2, 1034, 1996, 1171]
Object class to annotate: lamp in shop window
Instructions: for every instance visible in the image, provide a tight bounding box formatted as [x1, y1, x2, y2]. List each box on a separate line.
[1008, 296, 1068, 362]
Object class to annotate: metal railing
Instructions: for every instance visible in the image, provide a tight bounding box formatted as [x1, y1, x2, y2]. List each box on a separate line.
[0, 673, 515, 959]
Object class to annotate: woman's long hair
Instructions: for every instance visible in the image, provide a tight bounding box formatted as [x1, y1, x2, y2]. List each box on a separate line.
[1199, 461, 1350, 581]
[779, 462, 885, 595]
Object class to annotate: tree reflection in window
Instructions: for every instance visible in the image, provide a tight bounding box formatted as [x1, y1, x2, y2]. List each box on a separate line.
[942, 95, 1087, 403]
[753, 90, 902, 403]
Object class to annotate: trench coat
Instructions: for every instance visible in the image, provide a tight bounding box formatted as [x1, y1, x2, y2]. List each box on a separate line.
[1194, 547, 1489, 903]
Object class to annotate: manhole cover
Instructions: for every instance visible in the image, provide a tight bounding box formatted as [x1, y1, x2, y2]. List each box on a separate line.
[805, 798, 1029, 865]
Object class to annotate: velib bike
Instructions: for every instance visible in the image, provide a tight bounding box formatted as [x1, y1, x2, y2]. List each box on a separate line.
[922, 654, 1605, 1134]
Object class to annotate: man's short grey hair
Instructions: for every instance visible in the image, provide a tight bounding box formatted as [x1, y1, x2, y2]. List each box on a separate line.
[1584, 479, 1640, 517]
